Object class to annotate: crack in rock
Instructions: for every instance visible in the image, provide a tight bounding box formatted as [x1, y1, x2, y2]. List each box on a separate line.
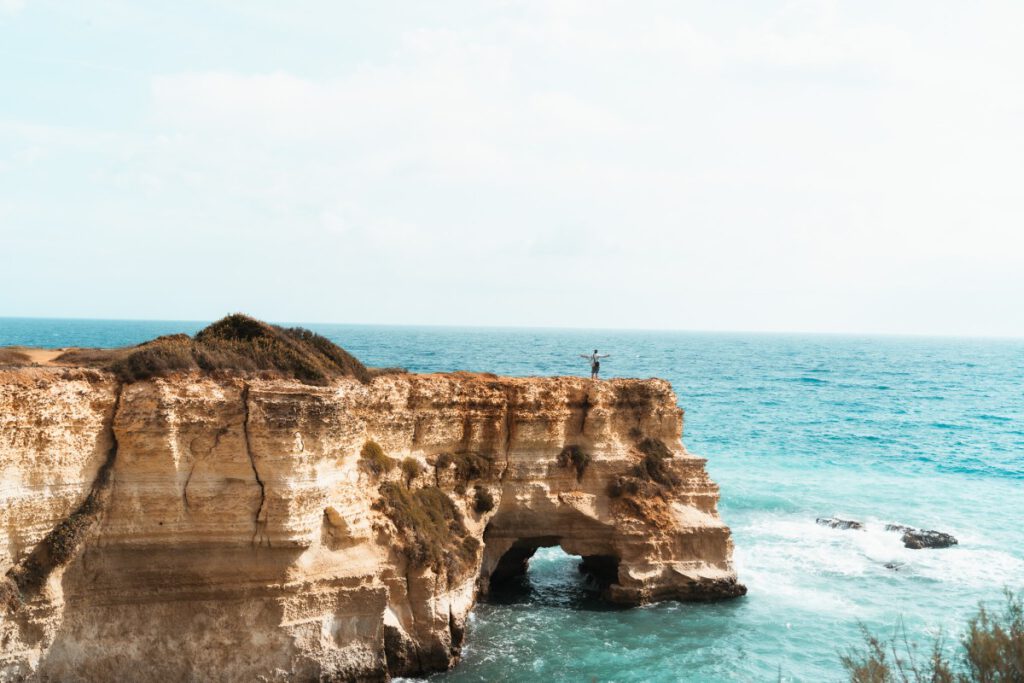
[241, 382, 268, 547]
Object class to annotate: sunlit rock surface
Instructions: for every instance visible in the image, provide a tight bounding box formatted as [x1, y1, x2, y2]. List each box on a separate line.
[1, 367, 743, 681]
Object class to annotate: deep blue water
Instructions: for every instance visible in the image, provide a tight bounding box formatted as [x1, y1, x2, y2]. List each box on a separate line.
[3, 317, 1023, 682]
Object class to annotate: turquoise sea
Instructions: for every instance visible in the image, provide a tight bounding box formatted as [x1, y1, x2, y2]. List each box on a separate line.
[3, 318, 1023, 682]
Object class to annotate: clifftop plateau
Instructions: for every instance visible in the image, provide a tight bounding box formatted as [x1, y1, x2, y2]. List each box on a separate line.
[0, 318, 743, 681]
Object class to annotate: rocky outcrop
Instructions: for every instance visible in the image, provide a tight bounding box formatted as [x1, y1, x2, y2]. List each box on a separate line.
[885, 525, 958, 549]
[817, 518, 958, 550]
[0, 367, 743, 682]
[816, 517, 864, 530]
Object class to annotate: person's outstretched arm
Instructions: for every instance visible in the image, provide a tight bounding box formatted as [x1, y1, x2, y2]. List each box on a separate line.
[579, 354, 591, 359]
[600, 353, 611, 359]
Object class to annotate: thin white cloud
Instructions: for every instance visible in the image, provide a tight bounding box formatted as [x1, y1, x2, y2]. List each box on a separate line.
[3, 2, 1023, 334]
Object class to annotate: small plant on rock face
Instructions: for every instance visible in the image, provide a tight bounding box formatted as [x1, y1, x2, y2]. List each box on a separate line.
[637, 437, 673, 461]
[375, 483, 478, 575]
[631, 438, 679, 488]
[557, 445, 592, 480]
[473, 485, 495, 514]
[361, 440, 396, 476]
[435, 452, 494, 492]
[401, 457, 423, 486]
[607, 476, 642, 499]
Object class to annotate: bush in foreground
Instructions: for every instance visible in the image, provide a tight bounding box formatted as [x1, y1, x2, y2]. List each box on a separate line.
[842, 590, 1023, 682]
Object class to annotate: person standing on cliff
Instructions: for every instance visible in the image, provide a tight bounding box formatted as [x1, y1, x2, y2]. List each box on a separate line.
[580, 349, 610, 379]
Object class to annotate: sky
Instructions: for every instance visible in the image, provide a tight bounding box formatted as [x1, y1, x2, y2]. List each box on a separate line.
[1, 1, 1023, 336]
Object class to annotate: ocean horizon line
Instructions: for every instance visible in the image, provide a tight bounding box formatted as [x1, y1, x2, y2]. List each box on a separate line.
[1, 315, 1022, 344]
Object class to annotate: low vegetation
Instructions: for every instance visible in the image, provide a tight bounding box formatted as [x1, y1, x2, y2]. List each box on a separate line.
[54, 313, 372, 385]
[361, 441, 397, 476]
[473, 485, 495, 514]
[637, 437, 673, 461]
[54, 347, 127, 366]
[607, 476, 642, 499]
[0, 348, 30, 365]
[557, 445, 592, 480]
[4, 449, 116, 608]
[110, 334, 196, 382]
[436, 451, 494, 492]
[608, 438, 679, 499]
[842, 591, 1024, 682]
[632, 438, 680, 487]
[401, 457, 423, 486]
[375, 483, 479, 575]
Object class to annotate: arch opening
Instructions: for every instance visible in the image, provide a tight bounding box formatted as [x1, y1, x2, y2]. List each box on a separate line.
[485, 536, 621, 607]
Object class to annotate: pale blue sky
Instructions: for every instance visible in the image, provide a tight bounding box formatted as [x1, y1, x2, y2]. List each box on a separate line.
[2, 1, 1022, 336]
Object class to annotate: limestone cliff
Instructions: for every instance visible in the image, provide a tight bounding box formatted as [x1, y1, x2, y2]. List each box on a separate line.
[0, 367, 744, 682]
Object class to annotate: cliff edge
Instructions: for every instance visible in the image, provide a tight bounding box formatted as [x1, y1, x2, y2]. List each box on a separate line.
[1, 332, 744, 681]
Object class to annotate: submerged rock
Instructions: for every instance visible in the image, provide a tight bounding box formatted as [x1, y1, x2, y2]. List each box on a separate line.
[816, 516, 864, 530]
[900, 529, 958, 550]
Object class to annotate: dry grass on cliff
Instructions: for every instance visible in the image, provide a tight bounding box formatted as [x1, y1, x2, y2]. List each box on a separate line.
[361, 441, 397, 476]
[0, 347, 30, 365]
[632, 438, 680, 487]
[436, 452, 494, 493]
[608, 437, 679, 503]
[53, 347, 128, 366]
[842, 590, 1024, 682]
[375, 483, 479, 575]
[4, 447, 116, 607]
[56, 314, 372, 385]
[400, 457, 423, 486]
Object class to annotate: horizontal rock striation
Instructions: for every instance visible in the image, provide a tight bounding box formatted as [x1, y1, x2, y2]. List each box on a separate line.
[1, 367, 744, 682]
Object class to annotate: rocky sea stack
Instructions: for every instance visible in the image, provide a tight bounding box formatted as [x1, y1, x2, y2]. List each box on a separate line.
[0, 316, 744, 682]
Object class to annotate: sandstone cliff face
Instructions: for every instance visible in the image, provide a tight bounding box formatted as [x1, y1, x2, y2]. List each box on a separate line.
[0, 368, 744, 682]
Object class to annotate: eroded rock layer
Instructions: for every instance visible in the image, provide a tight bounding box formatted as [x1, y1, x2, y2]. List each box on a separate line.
[0, 368, 744, 682]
